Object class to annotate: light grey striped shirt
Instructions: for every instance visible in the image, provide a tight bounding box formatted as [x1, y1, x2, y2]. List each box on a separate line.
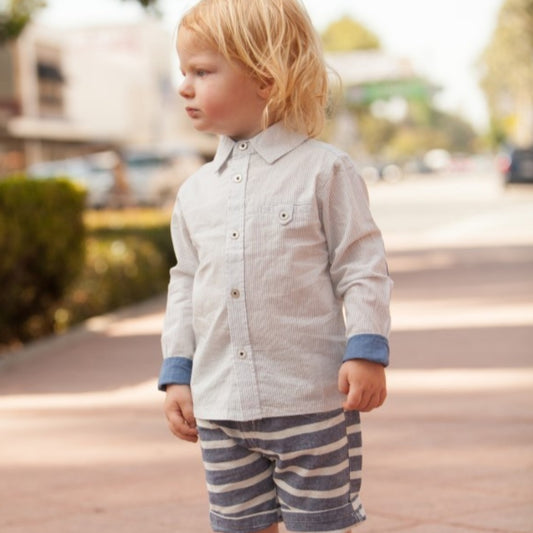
[159, 123, 392, 421]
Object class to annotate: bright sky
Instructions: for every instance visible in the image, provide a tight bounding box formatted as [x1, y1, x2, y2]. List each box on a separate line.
[36, 0, 503, 131]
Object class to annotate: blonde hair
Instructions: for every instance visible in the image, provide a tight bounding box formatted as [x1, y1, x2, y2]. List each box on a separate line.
[180, 0, 328, 137]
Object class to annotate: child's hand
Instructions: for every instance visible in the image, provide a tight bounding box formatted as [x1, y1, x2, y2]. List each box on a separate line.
[164, 384, 198, 443]
[338, 359, 387, 412]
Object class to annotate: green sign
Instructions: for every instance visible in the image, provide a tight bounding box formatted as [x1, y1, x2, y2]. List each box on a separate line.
[346, 78, 437, 105]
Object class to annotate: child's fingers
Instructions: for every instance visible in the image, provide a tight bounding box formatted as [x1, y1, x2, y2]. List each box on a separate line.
[164, 386, 198, 442]
[167, 407, 198, 442]
[180, 399, 197, 428]
[342, 385, 387, 412]
[342, 386, 363, 411]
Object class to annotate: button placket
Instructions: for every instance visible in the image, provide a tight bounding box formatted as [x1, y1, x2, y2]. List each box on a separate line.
[223, 150, 262, 417]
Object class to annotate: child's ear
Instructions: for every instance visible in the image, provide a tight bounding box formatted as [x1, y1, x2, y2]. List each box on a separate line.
[257, 79, 273, 100]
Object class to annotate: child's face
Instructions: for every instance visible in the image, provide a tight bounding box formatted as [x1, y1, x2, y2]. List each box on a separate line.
[177, 27, 269, 140]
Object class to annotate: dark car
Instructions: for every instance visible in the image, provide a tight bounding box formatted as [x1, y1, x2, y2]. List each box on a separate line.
[501, 147, 533, 185]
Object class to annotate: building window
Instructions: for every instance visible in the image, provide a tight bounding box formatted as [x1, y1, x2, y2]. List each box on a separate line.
[36, 58, 65, 117]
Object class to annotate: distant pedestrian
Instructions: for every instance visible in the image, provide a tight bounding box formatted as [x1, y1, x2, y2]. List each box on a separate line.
[159, 1, 392, 532]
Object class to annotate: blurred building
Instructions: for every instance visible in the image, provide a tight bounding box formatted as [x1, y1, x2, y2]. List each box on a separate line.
[326, 50, 439, 156]
[326, 50, 437, 106]
[0, 18, 215, 175]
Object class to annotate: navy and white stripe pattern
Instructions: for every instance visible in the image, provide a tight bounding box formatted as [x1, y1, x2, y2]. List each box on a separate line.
[197, 409, 366, 532]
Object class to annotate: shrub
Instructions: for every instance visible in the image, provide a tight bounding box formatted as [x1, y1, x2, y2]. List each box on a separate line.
[0, 177, 86, 344]
[53, 208, 174, 333]
[56, 235, 170, 329]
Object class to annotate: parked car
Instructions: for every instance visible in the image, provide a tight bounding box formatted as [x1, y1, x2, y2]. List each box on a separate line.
[500, 147, 533, 185]
[27, 146, 204, 208]
[359, 161, 404, 183]
[27, 151, 117, 208]
[124, 148, 204, 207]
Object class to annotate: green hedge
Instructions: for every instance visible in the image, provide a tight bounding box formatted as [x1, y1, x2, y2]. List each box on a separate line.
[54, 209, 174, 330]
[57, 232, 171, 329]
[0, 177, 86, 343]
[0, 177, 175, 349]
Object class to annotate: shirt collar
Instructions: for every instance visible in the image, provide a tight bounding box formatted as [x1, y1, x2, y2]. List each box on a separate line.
[212, 122, 308, 172]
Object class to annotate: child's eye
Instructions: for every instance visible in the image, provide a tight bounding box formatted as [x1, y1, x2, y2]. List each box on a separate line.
[196, 69, 208, 77]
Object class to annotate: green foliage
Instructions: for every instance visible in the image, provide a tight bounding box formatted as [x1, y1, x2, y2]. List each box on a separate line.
[56, 208, 173, 332]
[479, 0, 533, 141]
[429, 109, 478, 153]
[0, 0, 46, 43]
[84, 208, 175, 268]
[346, 101, 478, 159]
[0, 0, 160, 44]
[481, 0, 533, 92]
[57, 236, 168, 328]
[0, 201, 174, 348]
[321, 15, 381, 51]
[0, 176, 86, 343]
[354, 112, 396, 155]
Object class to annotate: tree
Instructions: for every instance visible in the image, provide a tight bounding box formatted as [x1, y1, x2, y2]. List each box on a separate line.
[0, 0, 46, 43]
[0, 0, 161, 44]
[321, 15, 381, 52]
[479, 0, 533, 145]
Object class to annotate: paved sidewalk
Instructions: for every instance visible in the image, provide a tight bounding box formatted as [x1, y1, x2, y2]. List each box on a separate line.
[2, 170, 533, 533]
[1, 285, 532, 532]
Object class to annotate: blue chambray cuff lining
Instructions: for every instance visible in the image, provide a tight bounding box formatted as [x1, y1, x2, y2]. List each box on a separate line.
[158, 357, 193, 391]
[343, 334, 390, 367]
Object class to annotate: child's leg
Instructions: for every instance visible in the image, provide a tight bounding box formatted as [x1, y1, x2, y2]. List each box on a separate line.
[271, 409, 365, 532]
[197, 420, 281, 533]
[199, 411, 363, 533]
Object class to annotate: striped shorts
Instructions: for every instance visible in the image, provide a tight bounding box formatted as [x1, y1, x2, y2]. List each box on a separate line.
[197, 408, 366, 533]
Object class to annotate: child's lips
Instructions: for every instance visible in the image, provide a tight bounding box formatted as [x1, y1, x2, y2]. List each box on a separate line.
[185, 107, 200, 118]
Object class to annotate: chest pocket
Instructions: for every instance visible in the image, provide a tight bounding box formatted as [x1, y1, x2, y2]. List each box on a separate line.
[257, 203, 314, 227]
[252, 203, 319, 249]
[277, 205, 294, 225]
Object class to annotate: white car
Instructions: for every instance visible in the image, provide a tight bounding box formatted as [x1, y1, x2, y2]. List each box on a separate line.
[27, 151, 118, 208]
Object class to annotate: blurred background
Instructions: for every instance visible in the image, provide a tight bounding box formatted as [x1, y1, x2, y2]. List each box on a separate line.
[0, 0, 532, 347]
[1, 3, 532, 531]
[1, 0, 532, 187]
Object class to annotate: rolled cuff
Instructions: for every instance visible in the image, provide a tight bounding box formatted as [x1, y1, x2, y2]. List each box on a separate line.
[343, 334, 389, 367]
[158, 356, 193, 390]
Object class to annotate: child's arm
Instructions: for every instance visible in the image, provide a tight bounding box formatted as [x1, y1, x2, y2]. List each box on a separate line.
[338, 359, 386, 412]
[319, 153, 393, 409]
[164, 384, 198, 442]
[159, 197, 198, 436]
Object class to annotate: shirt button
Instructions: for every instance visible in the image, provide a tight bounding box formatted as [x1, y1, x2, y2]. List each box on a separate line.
[279, 210, 289, 221]
[231, 289, 240, 299]
[238, 349, 247, 359]
[238, 142, 248, 150]
[231, 230, 240, 239]
[233, 174, 242, 183]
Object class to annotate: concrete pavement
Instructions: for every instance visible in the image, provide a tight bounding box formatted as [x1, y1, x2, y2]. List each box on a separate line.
[1, 172, 533, 533]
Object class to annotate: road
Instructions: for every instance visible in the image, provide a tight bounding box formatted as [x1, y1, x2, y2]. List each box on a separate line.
[1, 169, 532, 533]
[370, 169, 533, 369]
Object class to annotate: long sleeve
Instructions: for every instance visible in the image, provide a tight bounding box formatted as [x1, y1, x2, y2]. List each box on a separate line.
[318, 152, 393, 365]
[157, 125, 393, 419]
[158, 196, 199, 390]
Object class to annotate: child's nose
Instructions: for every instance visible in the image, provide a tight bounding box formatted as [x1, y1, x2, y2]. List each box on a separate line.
[179, 77, 193, 98]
